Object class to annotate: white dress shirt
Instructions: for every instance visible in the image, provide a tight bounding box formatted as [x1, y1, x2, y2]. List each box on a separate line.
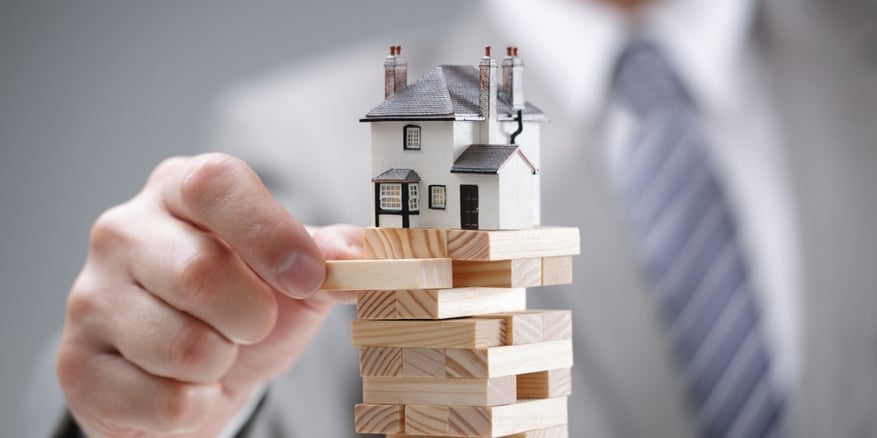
[488, 0, 802, 394]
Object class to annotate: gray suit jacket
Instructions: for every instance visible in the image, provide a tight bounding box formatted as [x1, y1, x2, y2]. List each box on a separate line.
[39, 0, 877, 436]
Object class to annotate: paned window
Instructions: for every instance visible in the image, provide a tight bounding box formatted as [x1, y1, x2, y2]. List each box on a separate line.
[379, 183, 402, 210]
[408, 184, 420, 211]
[429, 185, 446, 209]
[404, 125, 421, 150]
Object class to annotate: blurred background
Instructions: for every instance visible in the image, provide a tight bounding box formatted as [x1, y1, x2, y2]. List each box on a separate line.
[0, 1, 465, 435]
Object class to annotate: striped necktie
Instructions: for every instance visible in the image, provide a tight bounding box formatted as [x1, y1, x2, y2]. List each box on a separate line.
[614, 41, 784, 438]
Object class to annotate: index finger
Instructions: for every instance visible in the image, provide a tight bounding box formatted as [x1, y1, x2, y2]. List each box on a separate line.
[149, 153, 325, 299]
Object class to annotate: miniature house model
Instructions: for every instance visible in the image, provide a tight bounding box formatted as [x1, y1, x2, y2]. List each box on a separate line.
[361, 46, 546, 230]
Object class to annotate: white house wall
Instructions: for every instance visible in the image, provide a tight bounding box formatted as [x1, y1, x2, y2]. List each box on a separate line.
[457, 173, 500, 230]
[497, 156, 539, 229]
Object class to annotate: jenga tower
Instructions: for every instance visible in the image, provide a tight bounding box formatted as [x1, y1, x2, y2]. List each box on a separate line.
[329, 46, 580, 437]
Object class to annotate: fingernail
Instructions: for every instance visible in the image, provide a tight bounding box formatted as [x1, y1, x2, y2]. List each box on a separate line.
[277, 251, 325, 298]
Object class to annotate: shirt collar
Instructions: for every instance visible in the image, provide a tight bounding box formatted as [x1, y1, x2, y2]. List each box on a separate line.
[487, 0, 756, 117]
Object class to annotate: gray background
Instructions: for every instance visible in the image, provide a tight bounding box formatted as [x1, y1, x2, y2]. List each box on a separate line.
[0, 1, 464, 435]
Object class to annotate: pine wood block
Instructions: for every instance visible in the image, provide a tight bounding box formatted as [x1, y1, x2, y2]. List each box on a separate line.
[323, 259, 452, 291]
[360, 347, 403, 377]
[364, 227, 448, 259]
[447, 227, 580, 261]
[362, 375, 516, 406]
[541, 256, 573, 286]
[354, 403, 405, 434]
[445, 340, 573, 378]
[453, 259, 542, 288]
[387, 424, 568, 438]
[516, 368, 572, 399]
[400, 397, 568, 437]
[356, 290, 397, 319]
[352, 319, 505, 348]
[476, 312, 543, 345]
[403, 348, 445, 377]
[540, 310, 572, 341]
[356, 288, 526, 320]
[405, 405, 449, 435]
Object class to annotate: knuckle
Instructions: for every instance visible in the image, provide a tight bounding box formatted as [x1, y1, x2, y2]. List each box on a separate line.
[155, 382, 206, 432]
[179, 153, 248, 210]
[176, 242, 230, 308]
[165, 319, 235, 381]
[89, 205, 132, 256]
[65, 285, 104, 324]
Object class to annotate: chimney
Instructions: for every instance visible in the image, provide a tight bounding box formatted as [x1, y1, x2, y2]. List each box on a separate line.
[384, 45, 408, 99]
[502, 46, 525, 110]
[479, 46, 498, 143]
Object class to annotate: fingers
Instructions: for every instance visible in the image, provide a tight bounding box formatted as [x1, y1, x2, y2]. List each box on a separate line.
[152, 154, 325, 299]
[126, 211, 279, 344]
[311, 224, 365, 304]
[57, 339, 221, 435]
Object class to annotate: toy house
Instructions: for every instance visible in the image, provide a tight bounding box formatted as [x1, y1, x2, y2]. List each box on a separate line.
[361, 46, 547, 230]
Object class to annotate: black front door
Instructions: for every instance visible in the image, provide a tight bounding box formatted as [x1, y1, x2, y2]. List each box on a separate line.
[460, 184, 479, 230]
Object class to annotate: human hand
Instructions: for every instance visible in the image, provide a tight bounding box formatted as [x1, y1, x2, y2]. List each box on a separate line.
[57, 153, 363, 437]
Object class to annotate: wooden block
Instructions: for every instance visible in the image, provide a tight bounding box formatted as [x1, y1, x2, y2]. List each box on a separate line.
[540, 310, 572, 341]
[363, 375, 516, 406]
[359, 347, 402, 377]
[364, 227, 448, 259]
[323, 258, 452, 291]
[447, 227, 580, 261]
[356, 290, 397, 319]
[400, 397, 567, 437]
[395, 288, 527, 320]
[354, 403, 405, 434]
[541, 256, 573, 286]
[445, 340, 573, 378]
[476, 312, 543, 345]
[405, 405, 448, 435]
[516, 368, 572, 399]
[387, 424, 568, 438]
[403, 348, 445, 377]
[453, 259, 542, 288]
[352, 319, 505, 348]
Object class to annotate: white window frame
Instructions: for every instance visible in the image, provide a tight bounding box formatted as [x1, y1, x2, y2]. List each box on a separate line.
[429, 185, 446, 210]
[379, 183, 402, 211]
[404, 125, 421, 150]
[408, 184, 420, 212]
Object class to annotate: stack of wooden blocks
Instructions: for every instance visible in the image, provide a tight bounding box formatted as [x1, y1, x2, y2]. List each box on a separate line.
[324, 226, 579, 437]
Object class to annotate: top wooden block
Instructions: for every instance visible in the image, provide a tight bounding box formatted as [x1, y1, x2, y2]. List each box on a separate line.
[364, 227, 580, 261]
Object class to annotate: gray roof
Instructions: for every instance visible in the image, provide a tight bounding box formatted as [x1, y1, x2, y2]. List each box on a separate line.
[362, 65, 545, 122]
[372, 168, 421, 182]
[451, 145, 539, 175]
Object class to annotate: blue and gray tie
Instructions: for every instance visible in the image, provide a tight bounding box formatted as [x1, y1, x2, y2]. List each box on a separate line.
[614, 41, 784, 438]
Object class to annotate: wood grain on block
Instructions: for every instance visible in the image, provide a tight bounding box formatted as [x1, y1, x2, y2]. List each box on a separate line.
[323, 258, 452, 291]
[476, 312, 543, 345]
[364, 227, 448, 259]
[404, 405, 449, 435]
[403, 348, 445, 377]
[447, 227, 580, 261]
[358, 288, 527, 320]
[352, 319, 505, 348]
[399, 397, 567, 437]
[354, 403, 405, 434]
[445, 340, 573, 378]
[362, 375, 516, 406]
[516, 368, 572, 399]
[356, 290, 397, 320]
[540, 310, 572, 341]
[453, 259, 542, 288]
[387, 424, 569, 438]
[541, 256, 573, 286]
[359, 347, 402, 377]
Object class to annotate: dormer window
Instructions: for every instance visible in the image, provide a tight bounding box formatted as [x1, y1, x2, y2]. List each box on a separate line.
[403, 125, 421, 150]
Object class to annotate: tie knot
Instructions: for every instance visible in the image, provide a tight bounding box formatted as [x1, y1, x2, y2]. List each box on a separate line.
[614, 41, 689, 115]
